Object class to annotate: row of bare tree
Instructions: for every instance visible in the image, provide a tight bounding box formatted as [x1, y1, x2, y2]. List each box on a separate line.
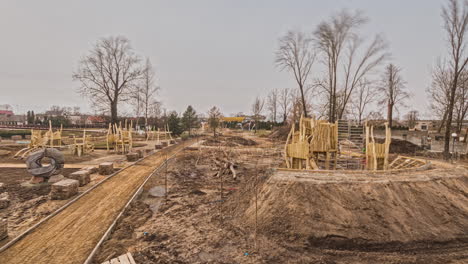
[73, 36, 160, 127]
[274, 9, 409, 128]
[274, 0, 468, 159]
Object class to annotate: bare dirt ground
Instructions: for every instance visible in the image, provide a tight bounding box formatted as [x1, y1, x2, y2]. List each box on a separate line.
[0, 142, 190, 264]
[92, 133, 468, 264]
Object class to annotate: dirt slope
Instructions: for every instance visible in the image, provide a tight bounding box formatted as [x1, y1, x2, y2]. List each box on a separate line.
[243, 168, 468, 248]
[0, 142, 189, 264]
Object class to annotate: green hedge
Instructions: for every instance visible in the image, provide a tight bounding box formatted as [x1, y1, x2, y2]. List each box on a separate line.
[0, 130, 31, 139]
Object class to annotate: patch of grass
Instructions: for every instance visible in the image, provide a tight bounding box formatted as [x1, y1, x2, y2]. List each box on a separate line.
[254, 129, 271, 137]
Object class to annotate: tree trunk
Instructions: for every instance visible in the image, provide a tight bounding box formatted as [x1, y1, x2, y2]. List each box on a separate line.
[444, 86, 457, 159]
[387, 102, 393, 128]
[299, 84, 308, 118]
[110, 101, 118, 125]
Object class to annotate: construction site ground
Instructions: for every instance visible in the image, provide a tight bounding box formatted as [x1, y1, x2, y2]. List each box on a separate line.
[0, 138, 186, 263]
[89, 132, 467, 264]
[0, 132, 467, 263]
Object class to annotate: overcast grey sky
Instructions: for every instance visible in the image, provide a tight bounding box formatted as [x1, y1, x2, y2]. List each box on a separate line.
[0, 0, 447, 118]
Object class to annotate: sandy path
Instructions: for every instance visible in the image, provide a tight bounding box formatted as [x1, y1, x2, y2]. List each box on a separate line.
[0, 143, 188, 264]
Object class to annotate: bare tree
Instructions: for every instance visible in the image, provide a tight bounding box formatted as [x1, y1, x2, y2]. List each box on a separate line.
[140, 58, 159, 130]
[427, 59, 453, 132]
[337, 35, 387, 119]
[405, 110, 419, 129]
[279, 88, 291, 123]
[251, 97, 265, 133]
[314, 10, 387, 122]
[275, 30, 315, 117]
[378, 64, 409, 128]
[266, 89, 279, 122]
[73, 36, 143, 124]
[441, 0, 468, 158]
[454, 71, 468, 132]
[352, 79, 376, 123]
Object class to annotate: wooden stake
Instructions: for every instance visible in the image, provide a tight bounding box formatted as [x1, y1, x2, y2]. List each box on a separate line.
[165, 151, 168, 203]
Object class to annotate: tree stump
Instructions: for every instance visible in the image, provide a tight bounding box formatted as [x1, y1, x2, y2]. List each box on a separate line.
[50, 179, 79, 200]
[67, 170, 90, 186]
[99, 162, 114, 175]
[126, 152, 139, 162]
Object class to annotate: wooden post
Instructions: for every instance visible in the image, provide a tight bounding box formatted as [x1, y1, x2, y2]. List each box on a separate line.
[165, 152, 168, 203]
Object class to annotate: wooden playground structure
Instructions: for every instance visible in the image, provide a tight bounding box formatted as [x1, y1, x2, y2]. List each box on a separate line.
[145, 124, 173, 143]
[14, 121, 63, 159]
[284, 115, 398, 171]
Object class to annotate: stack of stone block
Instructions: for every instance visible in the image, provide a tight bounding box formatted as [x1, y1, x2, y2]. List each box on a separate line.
[99, 162, 114, 175]
[50, 179, 79, 200]
[155, 143, 163, 150]
[0, 193, 10, 209]
[136, 149, 144, 158]
[67, 170, 90, 186]
[126, 152, 139, 162]
[83, 166, 98, 174]
[0, 219, 7, 240]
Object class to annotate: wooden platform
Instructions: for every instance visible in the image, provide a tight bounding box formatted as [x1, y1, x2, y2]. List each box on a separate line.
[102, 252, 136, 264]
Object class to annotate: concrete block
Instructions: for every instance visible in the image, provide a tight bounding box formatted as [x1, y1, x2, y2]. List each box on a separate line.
[0, 193, 10, 209]
[11, 135, 22, 140]
[83, 166, 98, 174]
[136, 149, 144, 158]
[145, 148, 152, 155]
[50, 179, 79, 200]
[0, 219, 7, 240]
[161, 141, 168, 147]
[99, 162, 114, 175]
[126, 152, 139, 162]
[155, 143, 163, 150]
[67, 170, 90, 186]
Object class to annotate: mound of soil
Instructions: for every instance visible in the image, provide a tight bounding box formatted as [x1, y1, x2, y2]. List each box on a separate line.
[268, 126, 290, 140]
[375, 138, 423, 154]
[241, 169, 468, 249]
[389, 138, 423, 154]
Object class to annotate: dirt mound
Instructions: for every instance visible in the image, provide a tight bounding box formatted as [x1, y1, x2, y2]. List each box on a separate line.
[241, 169, 468, 249]
[268, 126, 290, 140]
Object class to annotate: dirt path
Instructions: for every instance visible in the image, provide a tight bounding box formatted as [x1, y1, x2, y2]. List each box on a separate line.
[0, 142, 190, 264]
